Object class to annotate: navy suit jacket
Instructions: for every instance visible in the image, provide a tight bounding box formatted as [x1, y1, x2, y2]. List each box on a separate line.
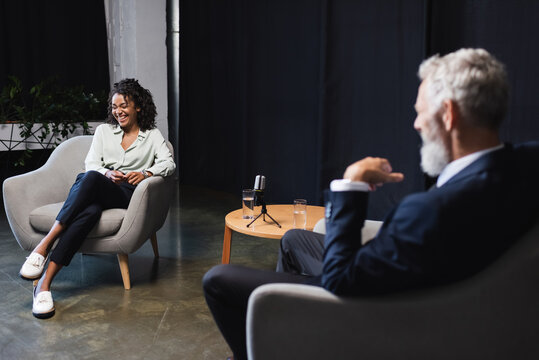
[322, 142, 539, 296]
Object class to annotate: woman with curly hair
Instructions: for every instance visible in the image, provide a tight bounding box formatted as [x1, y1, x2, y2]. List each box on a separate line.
[19, 78, 176, 319]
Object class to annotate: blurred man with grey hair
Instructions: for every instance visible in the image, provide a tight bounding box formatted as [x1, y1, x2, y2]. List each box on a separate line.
[203, 48, 539, 360]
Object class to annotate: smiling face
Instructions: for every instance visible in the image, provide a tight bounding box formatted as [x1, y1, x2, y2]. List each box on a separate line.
[111, 93, 140, 131]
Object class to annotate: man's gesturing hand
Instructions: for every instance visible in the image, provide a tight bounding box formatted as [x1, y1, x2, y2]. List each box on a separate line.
[343, 157, 404, 190]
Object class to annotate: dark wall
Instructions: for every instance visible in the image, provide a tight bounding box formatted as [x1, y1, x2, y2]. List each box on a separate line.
[319, 1, 424, 218]
[429, 0, 539, 144]
[180, 0, 325, 208]
[179, 0, 539, 219]
[0, 0, 109, 93]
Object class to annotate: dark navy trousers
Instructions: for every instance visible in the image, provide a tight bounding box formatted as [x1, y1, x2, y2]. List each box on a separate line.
[51, 171, 135, 266]
[276, 229, 325, 275]
[203, 229, 324, 360]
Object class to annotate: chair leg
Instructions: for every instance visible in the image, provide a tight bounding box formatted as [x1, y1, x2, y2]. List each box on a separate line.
[117, 254, 131, 290]
[150, 233, 159, 258]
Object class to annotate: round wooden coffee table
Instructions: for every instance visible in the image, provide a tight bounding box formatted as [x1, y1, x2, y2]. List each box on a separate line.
[222, 204, 325, 264]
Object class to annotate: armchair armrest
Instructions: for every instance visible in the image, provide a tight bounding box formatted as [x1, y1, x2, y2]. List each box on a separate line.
[247, 283, 351, 360]
[3, 136, 90, 250]
[247, 283, 440, 360]
[3, 167, 77, 250]
[107, 175, 174, 253]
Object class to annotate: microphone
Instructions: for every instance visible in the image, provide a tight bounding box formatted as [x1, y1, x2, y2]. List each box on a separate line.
[254, 175, 266, 191]
[247, 175, 281, 228]
[253, 175, 265, 206]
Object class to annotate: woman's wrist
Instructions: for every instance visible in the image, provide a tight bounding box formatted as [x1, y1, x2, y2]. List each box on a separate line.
[142, 170, 152, 178]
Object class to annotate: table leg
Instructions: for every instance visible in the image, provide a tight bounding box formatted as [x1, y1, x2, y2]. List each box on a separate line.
[222, 225, 232, 264]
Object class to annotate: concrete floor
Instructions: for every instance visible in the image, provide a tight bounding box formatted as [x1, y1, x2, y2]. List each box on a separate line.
[0, 183, 280, 359]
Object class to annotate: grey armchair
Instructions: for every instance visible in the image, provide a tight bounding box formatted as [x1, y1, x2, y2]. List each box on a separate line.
[3, 135, 174, 290]
[246, 220, 539, 360]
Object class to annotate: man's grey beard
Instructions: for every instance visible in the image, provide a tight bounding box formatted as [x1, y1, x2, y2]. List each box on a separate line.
[420, 132, 450, 177]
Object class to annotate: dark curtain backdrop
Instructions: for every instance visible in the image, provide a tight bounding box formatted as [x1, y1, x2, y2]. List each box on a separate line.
[179, 0, 539, 219]
[429, 0, 539, 144]
[0, 0, 109, 93]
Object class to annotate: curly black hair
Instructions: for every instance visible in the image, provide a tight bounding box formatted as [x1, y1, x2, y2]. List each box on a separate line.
[106, 78, 157, 131]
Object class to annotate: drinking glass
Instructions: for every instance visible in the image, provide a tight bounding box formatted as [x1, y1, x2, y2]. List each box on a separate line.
[242, 189, 255, 219]
[293, 199, 307, 229]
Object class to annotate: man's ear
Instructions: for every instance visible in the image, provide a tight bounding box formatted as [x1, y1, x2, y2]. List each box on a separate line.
[441, 99, 457, 131]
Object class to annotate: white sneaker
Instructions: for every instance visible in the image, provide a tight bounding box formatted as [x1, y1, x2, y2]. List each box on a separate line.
[20, 252, 48, 280]
[32, 287, 55, 319]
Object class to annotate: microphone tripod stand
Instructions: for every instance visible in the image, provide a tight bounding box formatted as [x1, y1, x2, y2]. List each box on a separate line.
[247, 194, 281, 228]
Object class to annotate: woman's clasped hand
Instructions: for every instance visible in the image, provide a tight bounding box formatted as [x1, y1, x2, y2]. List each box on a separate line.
[105, 169, 151, 185]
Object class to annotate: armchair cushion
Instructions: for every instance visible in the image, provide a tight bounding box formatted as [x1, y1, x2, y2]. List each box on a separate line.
[29, 202, 125, 238]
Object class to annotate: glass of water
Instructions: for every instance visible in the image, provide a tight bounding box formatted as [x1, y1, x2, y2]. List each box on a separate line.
[242, 189, 255, 219]
[293, 199, 307, 229]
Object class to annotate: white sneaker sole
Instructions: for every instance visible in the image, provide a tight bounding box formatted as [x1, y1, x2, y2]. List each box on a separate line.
[32, 308, 55, 319]
[32, 288, 55, 319]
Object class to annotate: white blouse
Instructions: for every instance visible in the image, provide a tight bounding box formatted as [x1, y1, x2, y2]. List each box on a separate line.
[85, 124, 176, 177]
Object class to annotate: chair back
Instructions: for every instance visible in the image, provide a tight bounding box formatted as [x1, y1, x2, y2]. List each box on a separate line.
[247, 219, 539, 360]
[45, 136, 93, 186]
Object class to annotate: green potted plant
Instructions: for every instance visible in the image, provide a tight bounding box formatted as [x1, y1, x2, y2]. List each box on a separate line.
[0, 75, 107, 166]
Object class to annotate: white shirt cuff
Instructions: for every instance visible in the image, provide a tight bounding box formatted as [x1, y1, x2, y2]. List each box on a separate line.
[330, 179, 370, 192]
